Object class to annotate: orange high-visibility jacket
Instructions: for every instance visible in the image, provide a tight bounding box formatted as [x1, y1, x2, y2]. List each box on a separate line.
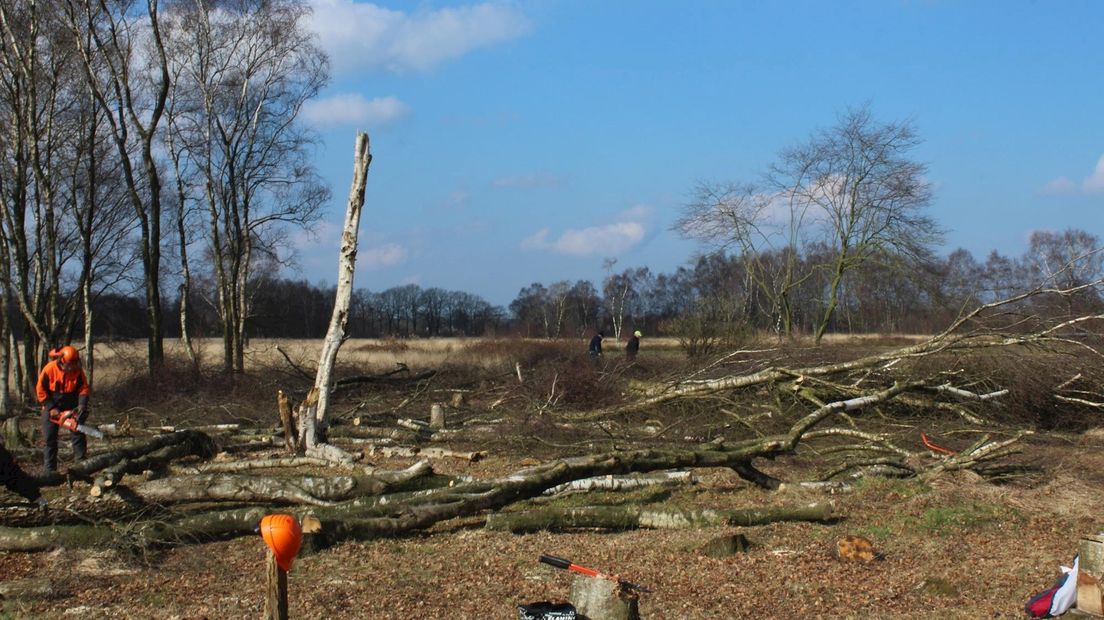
[36, 360, 91, 411]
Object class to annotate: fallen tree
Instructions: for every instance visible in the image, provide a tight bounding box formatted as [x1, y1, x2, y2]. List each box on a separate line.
[484, 502, 835, 533]
[0, 378, 1029, 551]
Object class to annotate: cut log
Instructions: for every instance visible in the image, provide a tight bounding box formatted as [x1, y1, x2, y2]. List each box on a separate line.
[364, 445, 486, 462]
[90, 436, 221, 495]
[110, 460, 435, 505]
[484, 502, 834, 533]
[328, 426, 420, 443]
[44, 430, 217, 488]
[542, 471, 695, 497]
[0, 577, 54, 599]
[119, 473, 359, 506]
[182, 457, 339, 473]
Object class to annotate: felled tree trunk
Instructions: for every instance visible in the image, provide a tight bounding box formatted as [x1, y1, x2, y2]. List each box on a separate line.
[42, 430, 217, 487]
[484, 502, 834, 533]
[102, 460, 434, 505]
[120, 474, 359, 506]
[541, 471, 695, 497]
[90, 436, 221, 495]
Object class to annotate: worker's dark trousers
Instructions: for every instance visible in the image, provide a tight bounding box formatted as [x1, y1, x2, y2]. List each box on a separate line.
[41, 407, 88, 472]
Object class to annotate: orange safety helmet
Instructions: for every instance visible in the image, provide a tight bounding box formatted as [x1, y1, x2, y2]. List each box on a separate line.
[52, 345, 81, 365]
[259, 514, 302, 572]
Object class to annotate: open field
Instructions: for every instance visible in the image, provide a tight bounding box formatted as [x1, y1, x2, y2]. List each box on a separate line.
[1, 336, 1102, 619]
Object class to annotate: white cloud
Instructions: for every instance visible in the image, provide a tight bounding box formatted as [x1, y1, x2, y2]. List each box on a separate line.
[1041, 176, 1076, 195]
[617, 204, 653, 221]
[360, 243, 408, 269]
[521, 222, 646, 257]
[1040, 155, 1104, 195]
[446, 190, 469, 208]
[492, 173, 562, 189]
[306, 1, 531, 75]
[302, 93, 409, 128]
[1083, 155, 1104, 193]
[520, 228, 550, 250]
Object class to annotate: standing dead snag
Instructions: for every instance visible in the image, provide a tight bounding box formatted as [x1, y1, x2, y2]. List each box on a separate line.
[297, 132, 372, 462]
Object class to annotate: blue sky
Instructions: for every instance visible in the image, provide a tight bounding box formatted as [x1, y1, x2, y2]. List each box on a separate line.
[291, 0, 1103, 306]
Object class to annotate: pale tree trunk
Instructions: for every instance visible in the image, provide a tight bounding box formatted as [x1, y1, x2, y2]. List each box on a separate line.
[0, 291, 8, 417]
[298, 132, 372, 461]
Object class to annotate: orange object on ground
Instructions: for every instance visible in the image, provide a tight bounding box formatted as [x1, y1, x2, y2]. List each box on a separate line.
[920, 432, 957, 456]
[260, 514, 303, 572]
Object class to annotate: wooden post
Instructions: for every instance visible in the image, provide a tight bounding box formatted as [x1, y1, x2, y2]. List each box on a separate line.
[430, 403, 445, 429]
[263, 549, 289, 620]
[570, 575, 640, 620]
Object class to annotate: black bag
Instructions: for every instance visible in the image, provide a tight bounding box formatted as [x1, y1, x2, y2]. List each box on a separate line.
[518, 601, 577, 620]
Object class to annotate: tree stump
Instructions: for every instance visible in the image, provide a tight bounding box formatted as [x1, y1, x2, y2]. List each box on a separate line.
[570, 575, 640, 620]
[2, 417, 26, 448]
[430, 403, 445, 430]
[698, 533, 750, 558]
[1079, 534, 1104, 616]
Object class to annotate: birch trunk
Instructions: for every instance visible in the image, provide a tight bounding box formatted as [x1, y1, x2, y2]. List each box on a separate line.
[300, 132, 372, 459]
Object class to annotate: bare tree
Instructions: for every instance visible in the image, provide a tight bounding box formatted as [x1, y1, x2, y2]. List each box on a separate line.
[773, 106, 942, 343]
[62, 0, 172, 374]
[675, 182, 809, 337]
[162, 0, 329, 372]
[677, 106, 942, 343]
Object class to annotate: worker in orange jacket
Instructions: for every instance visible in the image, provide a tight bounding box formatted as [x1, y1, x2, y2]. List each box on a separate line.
[36, 346, 92, 472]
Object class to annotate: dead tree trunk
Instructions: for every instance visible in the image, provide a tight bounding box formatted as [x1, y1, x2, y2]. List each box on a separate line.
[298, 132, 372, 463]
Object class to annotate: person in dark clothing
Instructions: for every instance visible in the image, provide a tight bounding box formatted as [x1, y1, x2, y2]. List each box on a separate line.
[626, 330, 641, 360]
[0, 442, 46, 510]
[589, 332, 604, 364]
[37, 345, 92, 472]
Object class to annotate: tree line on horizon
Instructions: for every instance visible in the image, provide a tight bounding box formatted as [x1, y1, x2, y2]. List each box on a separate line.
[70, 226, 1104, 346]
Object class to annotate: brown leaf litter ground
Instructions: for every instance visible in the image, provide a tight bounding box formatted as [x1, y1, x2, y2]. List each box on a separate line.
[2, 430, 1102, 619]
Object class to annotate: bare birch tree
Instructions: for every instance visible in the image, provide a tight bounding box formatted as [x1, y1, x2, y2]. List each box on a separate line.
[162, 0, 329, 372]
[297, 132, 371, 461]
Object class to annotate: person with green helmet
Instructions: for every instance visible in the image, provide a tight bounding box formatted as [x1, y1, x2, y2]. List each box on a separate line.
[626, 330, 641, 360]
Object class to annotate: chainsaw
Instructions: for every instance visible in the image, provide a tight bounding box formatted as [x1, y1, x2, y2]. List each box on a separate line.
[539, 554, 652, 594]
[49, 409, 104, 439]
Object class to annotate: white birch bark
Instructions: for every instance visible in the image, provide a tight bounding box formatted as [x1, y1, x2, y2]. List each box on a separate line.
[300, 132, 372, 461]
